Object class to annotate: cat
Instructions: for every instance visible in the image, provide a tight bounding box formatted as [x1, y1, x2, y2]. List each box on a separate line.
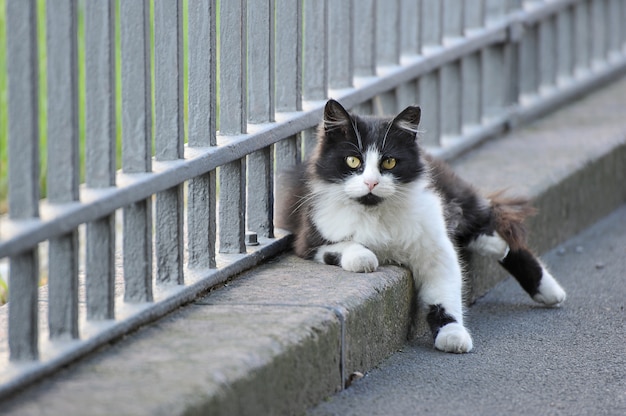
[276, 99, 566, 353]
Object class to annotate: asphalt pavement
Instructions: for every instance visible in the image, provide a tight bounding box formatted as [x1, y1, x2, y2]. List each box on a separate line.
[309, 205, 626, 416]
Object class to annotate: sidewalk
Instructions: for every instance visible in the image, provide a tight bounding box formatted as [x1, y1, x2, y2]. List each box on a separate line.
[309, 204, 626, 416]
[1, 75, 625, 415]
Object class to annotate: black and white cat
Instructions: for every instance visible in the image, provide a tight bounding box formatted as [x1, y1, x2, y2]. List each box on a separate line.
[277, 99, 566, 353]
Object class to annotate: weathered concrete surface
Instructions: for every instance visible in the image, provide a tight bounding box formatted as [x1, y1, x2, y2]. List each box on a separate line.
[0, 258, 412, 416]
[1, 76, 626, 415]
[309, 204, 626, 416]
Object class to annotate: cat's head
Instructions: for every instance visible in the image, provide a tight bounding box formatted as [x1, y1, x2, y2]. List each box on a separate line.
[311, 99, 425, 206]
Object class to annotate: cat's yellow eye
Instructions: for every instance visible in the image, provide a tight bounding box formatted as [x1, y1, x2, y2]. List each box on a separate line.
[382, 157, 397, 170]
[345, 156, 362, 169]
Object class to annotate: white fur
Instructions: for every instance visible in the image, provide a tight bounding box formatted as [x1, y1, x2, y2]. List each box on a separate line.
[533, 266, 566, 306]
[467, 233, 510, 260]
[314, 241, 379, 272]
[435, 323, 473, 353]
[309, 148, 472, 352]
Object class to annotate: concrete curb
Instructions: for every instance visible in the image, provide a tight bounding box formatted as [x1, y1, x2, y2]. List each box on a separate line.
[2, 77, 626, 415]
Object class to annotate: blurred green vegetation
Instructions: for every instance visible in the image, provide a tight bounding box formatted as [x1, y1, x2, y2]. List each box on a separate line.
[0, 0, 213, 216]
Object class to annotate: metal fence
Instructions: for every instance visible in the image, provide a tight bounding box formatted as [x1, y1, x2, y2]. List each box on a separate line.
[1, 0, 625, 398]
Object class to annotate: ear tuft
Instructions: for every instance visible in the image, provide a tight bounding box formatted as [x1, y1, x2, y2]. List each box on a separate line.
[393, 106, 421, 134]
[324, 99, 352, 130]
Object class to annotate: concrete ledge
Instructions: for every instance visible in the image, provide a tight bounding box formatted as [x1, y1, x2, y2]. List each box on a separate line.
[3, 77, 626, 415]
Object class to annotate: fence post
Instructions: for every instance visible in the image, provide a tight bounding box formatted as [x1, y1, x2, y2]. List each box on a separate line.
[246, 0, 275, 239]
[275, 0, 302, 173]
[46, 0, 80, 340]
[187, 0, 217, 269]
[219, 0, 247, 254]
[85, 0, 116, 320]
[462, 0, 483, 129]
[155, 0, 185, 286]
[121, 1, 153, 302]
[419, 0, 442, 146]
[6, 0, 40, 359]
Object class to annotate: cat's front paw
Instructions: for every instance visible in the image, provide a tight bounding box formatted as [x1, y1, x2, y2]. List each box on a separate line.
[341, 245, 379, 273]
[434, 323, 473, 353]
[533, 269, 566, 306]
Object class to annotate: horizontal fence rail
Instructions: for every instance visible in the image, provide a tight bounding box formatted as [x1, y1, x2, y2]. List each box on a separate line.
[1, 0, 625, 399]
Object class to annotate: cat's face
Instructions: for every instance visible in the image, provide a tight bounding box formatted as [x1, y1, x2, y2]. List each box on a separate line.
[312, 100, 424, 206]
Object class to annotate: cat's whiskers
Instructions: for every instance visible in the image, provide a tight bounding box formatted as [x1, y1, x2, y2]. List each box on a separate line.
[381, 119, 394, 150]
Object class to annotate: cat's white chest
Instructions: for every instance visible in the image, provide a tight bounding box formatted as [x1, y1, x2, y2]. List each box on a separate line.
[312, 180, 447, 265]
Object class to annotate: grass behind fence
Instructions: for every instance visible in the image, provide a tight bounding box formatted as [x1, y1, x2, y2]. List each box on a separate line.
[0, 0, 219, 304]
[0, 0, 213, 217]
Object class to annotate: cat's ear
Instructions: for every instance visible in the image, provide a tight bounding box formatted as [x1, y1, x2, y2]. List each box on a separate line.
[323, 99, 353, 132]
[392, 106, 421, 136]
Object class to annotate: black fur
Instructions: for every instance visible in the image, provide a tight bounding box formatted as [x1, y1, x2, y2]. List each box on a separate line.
[499, 248, 543, 297]
[427, 304, 457, 339]
[323, 252, 341, 266]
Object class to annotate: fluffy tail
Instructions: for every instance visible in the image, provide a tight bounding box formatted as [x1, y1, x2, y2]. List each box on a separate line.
[489, 191, 537, 251]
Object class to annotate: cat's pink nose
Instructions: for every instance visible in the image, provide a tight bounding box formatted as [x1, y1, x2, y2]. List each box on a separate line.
[365, 180, 378, 191]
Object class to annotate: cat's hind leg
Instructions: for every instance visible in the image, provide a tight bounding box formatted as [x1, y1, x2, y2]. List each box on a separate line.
[314, 241, 379, 273]
[467, 232, 566, 307]
[499, 248, 566, 306]
[486, 194, 566, 306]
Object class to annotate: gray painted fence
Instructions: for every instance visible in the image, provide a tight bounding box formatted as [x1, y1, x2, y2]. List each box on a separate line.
[1, 0, 625, 399]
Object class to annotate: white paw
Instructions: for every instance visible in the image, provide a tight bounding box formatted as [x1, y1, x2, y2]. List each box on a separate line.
[533, 268, 566, 306]
[341, 245, 379, 273]
[434, 323, 473, 353]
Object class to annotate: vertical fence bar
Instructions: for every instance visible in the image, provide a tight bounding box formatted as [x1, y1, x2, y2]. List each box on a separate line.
[419, 1, 441, 146]
[46, 0, 79, 340]
[121, 1, 153, 302]
[607, 0, 621, 58]
[400, 0, 420, 57]
[505, 0, 521, 110]
[353, 0, 375, 77]
[481, 1, 506, 122]
[85, 0, 116, 320]
[396, 0, 420, 111]
[155, 0, 184, 286]
[275, 0, 302, 171]
[574, 0, 591, 75]
[302, 0, 328, 156]
[247, 147, 274, 238]
[374, 0, 400, 115]
[376, 0, 400, 66]
[187, 0, 217, 269]
[440, 1, 463, 140]
[219, 0, 247, 135]
[462, 0, 483, 128]
[6, 0, 40, 360]
[247, 0, 275, 238]
[248, 0, 275, 123]
[304, 0, 328, 97]
[275, 0, 302, 113]
[420, 0, 442, 52]
[590, 0, 606, 67]
[616, 0, 626, 54]
[519, 23, 539, 100]
[219, 160, 247, 254]
[328, 0, 353, 89]
[219, 0, 247, 254]
[556, 6, 574, 85]
[538, 16, 557, 92]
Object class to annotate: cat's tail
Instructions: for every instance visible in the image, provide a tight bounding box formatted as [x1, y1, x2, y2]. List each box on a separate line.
[488, 190, 536, 251]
